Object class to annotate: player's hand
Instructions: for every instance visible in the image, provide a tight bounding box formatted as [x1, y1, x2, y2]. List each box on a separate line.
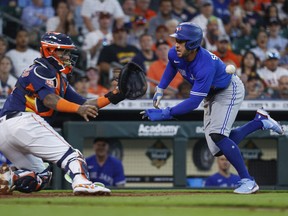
[140, 107, 173, 121]
[77, 105, 98, 122]
[153, 86, 164, 109]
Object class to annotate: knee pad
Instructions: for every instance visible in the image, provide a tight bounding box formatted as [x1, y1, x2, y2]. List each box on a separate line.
[209, 133, 226, 143]
[12, 167, 52, 193]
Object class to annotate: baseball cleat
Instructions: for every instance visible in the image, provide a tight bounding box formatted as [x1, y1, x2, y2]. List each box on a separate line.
[254, 108, 284, 135]
[73, 183, 111, 196]
[0, 163, 13, 195]
[234, 178, 259, 194]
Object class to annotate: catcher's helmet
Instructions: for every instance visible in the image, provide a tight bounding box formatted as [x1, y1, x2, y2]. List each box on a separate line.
[40, 32, 77, 74]
[170, 22, 203, 50]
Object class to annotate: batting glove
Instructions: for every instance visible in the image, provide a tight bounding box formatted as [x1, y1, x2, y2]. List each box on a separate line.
[153, 86, 164, 109]
[140, 107, 173, 121]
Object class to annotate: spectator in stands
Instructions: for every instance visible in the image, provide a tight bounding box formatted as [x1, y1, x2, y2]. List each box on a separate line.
[242, 0, 263, 30]
[213, 34, 242, 68]
[86, 138, 126, 187]
[147, 39, 182, 98]
[203, 16, 221, 52]
[236, 50, 259, 85]
[224, 11, 251, 42]
[171, 0, 195, 22]
[263, 4, 282, 28]
[148, 0, 181, 37]
[175, 80, 191, 99]
[72, 73, 97, 99]
[279, 44, 288, 69]
[191, 0, 226, 36]
[98, 25, 139, 87]
[127, 16, 148, 49]
[134, 0, 156, 21]
[21, 0, 54, 30]
[212, 0, 231, 24]
[267, 18, 288, 55]
[274, 0, 288, 26]
[46, 1, 78, 36]
[250, 30, 269, 65]
[205, 155, 240, 188]
[275, 75, 288, 99]
[0, 56, 17, 98]
[165, 19, 180, 46]
[131, 34, 157, 73]
[80, 0, 124, 33]
[82, 12, 113, 68]
[5, 29, 40, 77]
[0, 36, 8, 60]
[85, 67, 109, 97]
[258, 49, 288, 90]
[244, 75, 272, 100]
[152, 25, 173, 50]
[122, 0, 136, 29]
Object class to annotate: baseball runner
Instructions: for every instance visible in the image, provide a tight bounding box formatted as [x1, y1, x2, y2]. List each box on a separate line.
[141, 22, 284, 194]
[0, 32, 146, 195]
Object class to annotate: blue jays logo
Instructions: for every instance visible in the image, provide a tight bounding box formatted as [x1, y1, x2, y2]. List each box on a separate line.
[176, 26, 182, 32]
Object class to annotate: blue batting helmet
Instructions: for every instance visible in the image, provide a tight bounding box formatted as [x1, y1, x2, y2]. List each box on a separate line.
[170, 22, 203, 50]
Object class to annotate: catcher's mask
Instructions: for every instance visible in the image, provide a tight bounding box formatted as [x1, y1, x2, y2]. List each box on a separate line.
[40, 32, 78, 74]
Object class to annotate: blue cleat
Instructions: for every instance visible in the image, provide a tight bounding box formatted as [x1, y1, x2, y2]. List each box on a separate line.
[234, 178, 259, 194]
[254, 108, 284, 135]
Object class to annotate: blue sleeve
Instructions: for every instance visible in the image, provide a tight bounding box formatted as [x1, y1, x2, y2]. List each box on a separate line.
[113, 160, 126, 186]
[64, 84, 86, 105]
[170, 94, 204, 116]
[158, 52, 178, 89]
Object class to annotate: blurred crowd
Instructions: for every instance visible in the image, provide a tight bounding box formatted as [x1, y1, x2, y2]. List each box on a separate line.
[0, 0, 288, 100]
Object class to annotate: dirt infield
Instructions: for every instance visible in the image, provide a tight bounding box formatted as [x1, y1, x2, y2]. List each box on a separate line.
[0, 191, 199, 198]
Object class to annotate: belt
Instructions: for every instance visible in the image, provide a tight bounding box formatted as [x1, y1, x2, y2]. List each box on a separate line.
[0, 112, 22, 123]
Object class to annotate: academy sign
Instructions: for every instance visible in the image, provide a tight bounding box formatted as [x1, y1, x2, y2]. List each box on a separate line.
[138, 124, 180, 137]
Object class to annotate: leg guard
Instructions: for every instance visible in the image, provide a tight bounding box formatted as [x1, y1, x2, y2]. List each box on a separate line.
[57, 147, 91, 188]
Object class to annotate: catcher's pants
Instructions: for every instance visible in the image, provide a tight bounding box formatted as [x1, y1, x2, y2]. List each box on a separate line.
[203, 75, 245, 156]
[0, 112, 71, 173]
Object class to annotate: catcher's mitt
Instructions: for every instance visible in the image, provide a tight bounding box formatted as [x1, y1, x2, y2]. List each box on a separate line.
[118, 62, 147, 100]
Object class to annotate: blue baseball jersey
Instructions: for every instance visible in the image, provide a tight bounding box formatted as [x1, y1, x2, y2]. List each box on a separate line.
[158, 47, 232, 115]
[86, 155, 126, 186]
[0, 58, 86, 123]
[205, 172, 241, 187]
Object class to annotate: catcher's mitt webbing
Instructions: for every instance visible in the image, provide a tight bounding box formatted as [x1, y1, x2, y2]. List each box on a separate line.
[118, 62, 147, 100]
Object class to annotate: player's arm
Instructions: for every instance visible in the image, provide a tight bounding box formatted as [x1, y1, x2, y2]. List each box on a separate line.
[64, 81, 124, 109]
[43, 93, 98, 122]
[153, 49, 178, 108]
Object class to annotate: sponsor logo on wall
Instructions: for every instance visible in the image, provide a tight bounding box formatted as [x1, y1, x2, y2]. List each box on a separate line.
[146, 140, 172, 169]
[138, 124, 180, 136]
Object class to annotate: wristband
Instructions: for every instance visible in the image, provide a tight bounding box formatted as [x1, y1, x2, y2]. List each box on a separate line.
[96, 96, 110, 108]
[56, 98, 80, 113]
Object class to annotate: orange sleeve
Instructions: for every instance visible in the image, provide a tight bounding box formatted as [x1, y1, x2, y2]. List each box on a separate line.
[96, 96, 110, 108]
[56, 98, 80, 113]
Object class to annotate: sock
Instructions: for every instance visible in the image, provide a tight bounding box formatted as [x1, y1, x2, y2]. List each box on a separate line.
[229, 120, 263, 145]
[216, 137, 252, 179]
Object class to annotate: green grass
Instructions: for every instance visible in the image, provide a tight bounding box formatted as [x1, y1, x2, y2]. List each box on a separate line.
[0, 190, 288, 216]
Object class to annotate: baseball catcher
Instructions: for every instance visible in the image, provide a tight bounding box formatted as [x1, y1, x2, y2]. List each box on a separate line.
[0, 32, 146, 196]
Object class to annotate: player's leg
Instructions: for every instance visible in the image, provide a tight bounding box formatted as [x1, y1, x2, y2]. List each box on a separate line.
[0, 132, 52, 194]
[229, 108, 283, 145]
[1, 112, 109, 195]
[206, 75, 259, 194]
